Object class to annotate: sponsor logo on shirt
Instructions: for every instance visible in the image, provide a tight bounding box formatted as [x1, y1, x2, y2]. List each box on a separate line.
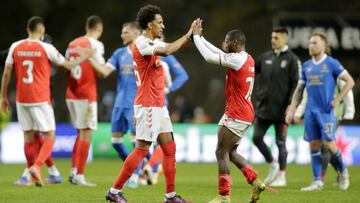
[265, 60, 272, 64]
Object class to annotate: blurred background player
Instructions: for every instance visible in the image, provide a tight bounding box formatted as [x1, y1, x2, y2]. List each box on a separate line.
[192, 20, 266, 203]
[0, 16, 92, 187]
[66, 15, 105, 186]
[286, 32, 354, 191]
[105, 5, 194, 203]
[294, 70, 355, 185]
[252, 27, 300, 187]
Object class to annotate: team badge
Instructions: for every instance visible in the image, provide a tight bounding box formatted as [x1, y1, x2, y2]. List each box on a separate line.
[320, 64, 328, 72]
[280, 60, 288, 68]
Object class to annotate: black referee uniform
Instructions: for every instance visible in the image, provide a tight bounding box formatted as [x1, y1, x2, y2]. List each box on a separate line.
[253, 46, 301, 171]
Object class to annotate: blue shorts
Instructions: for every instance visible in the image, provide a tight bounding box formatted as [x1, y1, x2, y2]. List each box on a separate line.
[111, 107, 135, 134]
[304, 110, 336, 142]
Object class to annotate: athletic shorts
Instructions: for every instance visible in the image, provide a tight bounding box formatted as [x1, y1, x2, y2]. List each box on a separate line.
[16, 102, 55, 132]
[66, 99, 97, 130]
[134, 105, 173, 142]
[218, 114, 250, 138]
[304, 110, 337, 141]
[111, 107, 135, 134]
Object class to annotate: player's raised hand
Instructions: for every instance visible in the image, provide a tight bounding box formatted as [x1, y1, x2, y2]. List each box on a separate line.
[192, 18, 203, 36]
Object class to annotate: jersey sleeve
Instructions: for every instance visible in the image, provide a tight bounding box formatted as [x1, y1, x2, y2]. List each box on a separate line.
[4, 42, 17, 65]
[299, 63, 306, 84]
[193, 35, 247, 70]
[43, 43, 66, 65]
[92, 41, 106, 64]
[106, 49, 121, 70]
[331, 59, 346, 78]
[136, 37, 166, 56]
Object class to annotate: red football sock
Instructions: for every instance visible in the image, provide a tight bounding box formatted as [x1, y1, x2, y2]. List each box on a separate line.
[112, 147, 149, 190]
[35, 134, 54, 167]
[24, 142, 37, 168]
[161, 141, 176, 193]
[241, 165, 258, 184]
[218, 174, 231, 196]
[149, 146, 162, 168]
[71, 136, 80, 168]
[34, 139, 55, 168]
[76, 140, 90, 174]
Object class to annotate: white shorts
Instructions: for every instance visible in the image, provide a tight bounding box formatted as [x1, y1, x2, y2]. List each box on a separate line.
[134, 106, 173, 142]
[218, 114, 250, 138]
[66, 99, 97, 129]
[16, 102, 55, 132]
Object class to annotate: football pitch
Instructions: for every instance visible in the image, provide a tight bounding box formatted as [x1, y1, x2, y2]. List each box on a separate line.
[0, 160, 359, 203]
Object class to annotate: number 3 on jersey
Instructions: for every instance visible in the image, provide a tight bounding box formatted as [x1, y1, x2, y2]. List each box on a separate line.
[69, 56, 82, 80]
[22, 60, 34, 84]
[245, 76, 254, 101]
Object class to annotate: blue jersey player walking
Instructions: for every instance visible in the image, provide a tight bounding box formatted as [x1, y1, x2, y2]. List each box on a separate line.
[286, 32, 354, 191]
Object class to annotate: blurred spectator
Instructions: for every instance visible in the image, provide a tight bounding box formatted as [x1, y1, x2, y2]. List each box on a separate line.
[192, 106, 211, 124]
[170, 95, 193, 123]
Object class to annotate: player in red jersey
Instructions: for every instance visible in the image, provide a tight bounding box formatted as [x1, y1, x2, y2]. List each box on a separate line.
[0, 16, 92, 187]
[105, 5, 195, 203]
[65, 15, 105, 186]
[192, 20, 267, 203]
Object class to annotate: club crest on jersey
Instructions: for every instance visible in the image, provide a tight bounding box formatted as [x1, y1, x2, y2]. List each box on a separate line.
[320, 64, 328, 72]
[155, 59, 161, 67]
[280, 60, 288, 68]
[265, 60, 272, 64]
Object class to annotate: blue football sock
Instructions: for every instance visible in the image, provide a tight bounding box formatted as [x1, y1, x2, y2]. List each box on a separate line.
[153, 161, 161, 173]
[311, 150, 323, 181]
[134, 160, 144, 175]
[112, 143, 129, 161]
[331, 149, 346, 173]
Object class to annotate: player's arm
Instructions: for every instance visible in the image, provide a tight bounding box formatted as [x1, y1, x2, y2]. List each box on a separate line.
[285, 81, 305, 124]
[0, 64, 13, 113]
[193, 35, 246, 70]
[200, 36, 225, 54]
[62, 48, 94, 70]
[88, 58, 115, 78]
[332, 71, 355, 109]
[293, 89, 307, 124]
[153, 20, 197, 56]
[165, 56, 189, 92]
[337, 79, 355, 120]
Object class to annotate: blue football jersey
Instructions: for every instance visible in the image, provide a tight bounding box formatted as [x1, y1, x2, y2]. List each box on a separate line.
[300, 55, 345, 112]
[107, 46, 136, 108]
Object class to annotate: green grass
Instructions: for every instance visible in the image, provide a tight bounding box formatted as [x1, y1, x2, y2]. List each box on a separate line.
[0, 160, 359, 202]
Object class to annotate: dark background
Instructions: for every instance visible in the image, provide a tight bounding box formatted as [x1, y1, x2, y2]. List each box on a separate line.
[1, 0, 359, 123]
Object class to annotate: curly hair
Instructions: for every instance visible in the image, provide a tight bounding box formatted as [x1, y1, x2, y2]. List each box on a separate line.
[136, 4, 161, 29]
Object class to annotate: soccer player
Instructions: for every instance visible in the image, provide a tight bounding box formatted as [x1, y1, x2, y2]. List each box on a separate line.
[252, 27, 300, 187]
[286, 32, 354, 191]
[192, 20, 266, 203]
[66, 15, 105, 186]
[0, 16, 92, 187]
[105, 4, 194, 203]
[294, 79, 355, 184]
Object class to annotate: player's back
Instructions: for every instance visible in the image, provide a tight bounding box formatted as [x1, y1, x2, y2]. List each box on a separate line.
[225, 52, 255, 124]
[302, 56, 343, 112]
[131, 36, 165, 107]
[66, 36, 103, 101]
[10, 39, 53, 103]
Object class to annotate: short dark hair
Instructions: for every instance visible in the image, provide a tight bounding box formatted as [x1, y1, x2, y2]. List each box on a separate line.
[226, 29, 246, 46]
[123, 21, 142, 32]
[86, 15, 103, 30]
[27, 16, 44, 33]
[272, 27, 288, 35]
[136, 4, 161, 29]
